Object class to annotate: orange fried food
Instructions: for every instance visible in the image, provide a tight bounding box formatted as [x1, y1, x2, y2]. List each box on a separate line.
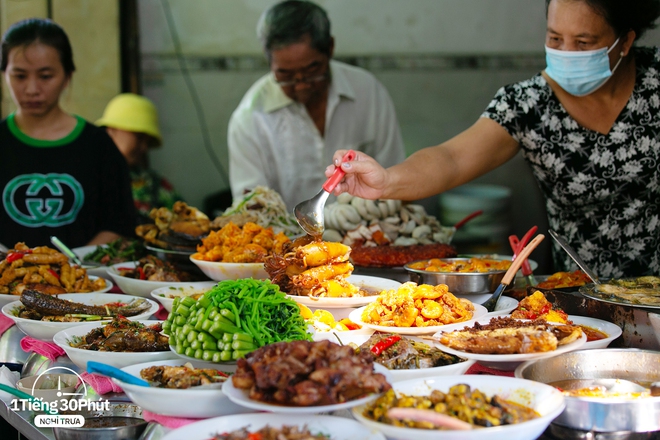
[192, 221, 289, 263]
[511, 290, 568, 323]
[536, 270, 591, 289]
[362, 282, 474, 327]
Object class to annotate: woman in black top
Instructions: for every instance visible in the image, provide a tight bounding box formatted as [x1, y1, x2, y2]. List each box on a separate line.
[0, 18, 135, 248]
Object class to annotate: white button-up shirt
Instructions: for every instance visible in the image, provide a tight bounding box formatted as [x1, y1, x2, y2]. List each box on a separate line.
[228, 60, 405, 211]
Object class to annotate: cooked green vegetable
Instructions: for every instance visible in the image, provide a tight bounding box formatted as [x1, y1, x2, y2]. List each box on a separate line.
[164, 279, 311, 361]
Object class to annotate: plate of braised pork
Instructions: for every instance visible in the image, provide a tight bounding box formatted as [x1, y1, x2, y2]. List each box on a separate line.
[223, 340, 392, 413]
[2, 291, 159, 341]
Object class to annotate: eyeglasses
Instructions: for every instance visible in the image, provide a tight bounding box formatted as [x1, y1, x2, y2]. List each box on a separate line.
[275, 73, 328, 87]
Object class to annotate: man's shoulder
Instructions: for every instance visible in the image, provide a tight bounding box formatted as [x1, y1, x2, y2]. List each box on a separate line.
[331, 60, 380, 84]
[234, 73, 280, 113]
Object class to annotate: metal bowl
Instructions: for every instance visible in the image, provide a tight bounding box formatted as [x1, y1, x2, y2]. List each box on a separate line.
[404, 258, 506, 294]
[53, 402, 147, 440]
[515, 348, 660, 432]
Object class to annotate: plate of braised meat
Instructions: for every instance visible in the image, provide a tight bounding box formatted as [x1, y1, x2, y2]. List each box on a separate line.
[223, 339, 392, 413]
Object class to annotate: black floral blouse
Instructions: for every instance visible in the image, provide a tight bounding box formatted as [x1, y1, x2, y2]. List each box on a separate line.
[482, 47, 660, 277]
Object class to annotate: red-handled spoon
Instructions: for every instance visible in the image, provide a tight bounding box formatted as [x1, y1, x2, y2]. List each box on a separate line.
[293, 150, 356, 239]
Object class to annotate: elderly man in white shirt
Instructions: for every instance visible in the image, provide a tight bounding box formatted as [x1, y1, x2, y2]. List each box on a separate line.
[228, 0, 405, 211]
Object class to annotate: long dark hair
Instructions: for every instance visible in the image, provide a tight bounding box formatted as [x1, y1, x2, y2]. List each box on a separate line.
[257, 0, 332, 61]
[1, 18, 75, 74]
[545, 0, 660, 40]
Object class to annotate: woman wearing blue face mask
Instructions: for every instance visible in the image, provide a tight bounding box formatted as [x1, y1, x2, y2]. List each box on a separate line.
[325, 0, 660, 278]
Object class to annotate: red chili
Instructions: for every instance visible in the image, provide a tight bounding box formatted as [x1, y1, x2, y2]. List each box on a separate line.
[137, 266, 146, 280]
[371, 335, 401, 356]
[6, 249, 32, 262]
[47, 268, 60, 280]
[540, 303, 552, 315]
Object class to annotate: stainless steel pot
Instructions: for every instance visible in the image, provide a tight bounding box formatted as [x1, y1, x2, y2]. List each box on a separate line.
[515, 348, 660, 432]
[53, 402, 147, 440]
[404, 258, 506, 294]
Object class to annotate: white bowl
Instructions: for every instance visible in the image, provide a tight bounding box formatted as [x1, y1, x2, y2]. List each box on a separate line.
[189, 256, 268, 281]
[107, 261, 213, 298]
[1, 293, 159, 342]
[313, 332, 475, 381]
[52, 320, 179, 369]
[0, 276, 113, 302]
[16, 373, 79, 406]
[150, 282, 218, 312]
[116, 359, 250, 418]
[567, 315, 622, 349]
[352, 375, 565, 440]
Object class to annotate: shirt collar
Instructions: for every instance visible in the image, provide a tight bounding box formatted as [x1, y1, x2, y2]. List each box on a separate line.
[262, 60, 356, 113]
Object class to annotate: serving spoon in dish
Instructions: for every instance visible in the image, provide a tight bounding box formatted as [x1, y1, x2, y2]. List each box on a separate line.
[50, 236, 101, 267]
[87, 361, 225, 390]
[548, 229, 600, 285]
[294, 150, 356, 239]
[481, 234, 545, 312]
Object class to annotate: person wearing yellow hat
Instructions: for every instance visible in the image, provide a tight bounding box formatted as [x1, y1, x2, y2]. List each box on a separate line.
[97, 93, 184, 224]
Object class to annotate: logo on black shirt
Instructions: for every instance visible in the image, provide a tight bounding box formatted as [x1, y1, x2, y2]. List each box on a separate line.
[3, 173, 84, 227]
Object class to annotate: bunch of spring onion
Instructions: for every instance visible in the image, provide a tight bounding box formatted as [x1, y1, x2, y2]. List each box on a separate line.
[163, 279, 311, 362]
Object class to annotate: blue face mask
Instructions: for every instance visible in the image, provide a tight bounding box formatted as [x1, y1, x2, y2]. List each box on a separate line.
[545, 38, 623, 96]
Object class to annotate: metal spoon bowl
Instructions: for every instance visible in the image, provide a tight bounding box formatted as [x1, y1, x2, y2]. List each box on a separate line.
[294, 150, 356, 238]
[481, 234, 545, 312]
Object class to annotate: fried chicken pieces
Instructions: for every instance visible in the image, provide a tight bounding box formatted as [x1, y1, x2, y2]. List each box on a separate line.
[232, 340, 391, 406]
[265, 237, 362, 297]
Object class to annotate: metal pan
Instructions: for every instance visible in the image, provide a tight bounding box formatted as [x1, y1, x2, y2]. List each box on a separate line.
[580, 277, 660, 310]
[515, 348, 660, 432]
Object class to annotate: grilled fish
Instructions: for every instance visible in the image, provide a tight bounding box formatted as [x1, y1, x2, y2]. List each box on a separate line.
[19, 289, 151, 317]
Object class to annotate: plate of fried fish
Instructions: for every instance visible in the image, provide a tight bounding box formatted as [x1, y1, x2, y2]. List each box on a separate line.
[431, 316, 587, 370]
[2, 292, 159, 341]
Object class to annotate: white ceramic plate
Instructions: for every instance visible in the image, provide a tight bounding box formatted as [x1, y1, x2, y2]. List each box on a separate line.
[313, 332, 475, 382]
[286, 275, 401, 309]
[222, 363, 392, 414]
[150, 282, 218, 312]
[0, 275, 111, 304]
[431, 318, 588, 370]
[162, 413, 387, 440]
[352, 375, 565, 440]
[107, 261, 214, 298]
[189, 256, 268, 281]
[484, 312, 622, 350]
[116, 359, 247, 418]
[348, 303, 488, 335]
[52, 320, 179, 369]
[2, 293, 159, 342]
